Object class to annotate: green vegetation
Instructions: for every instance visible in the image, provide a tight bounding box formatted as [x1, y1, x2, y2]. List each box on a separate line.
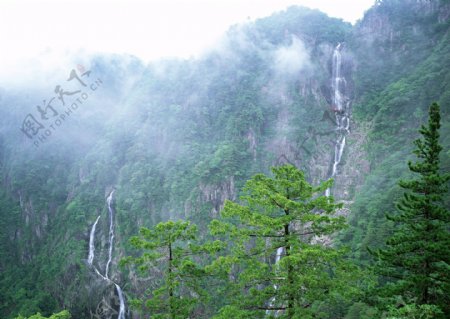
[121, 220, 222, 318]
[209, 165, 363, 318]
[121, 104, 448, 318]
[342, 0, 450, 269]
[371, 103, 450, 316]
[14, 310, 70, 319]
[122, 165, 366, 318]
[0, 1, 449, 318]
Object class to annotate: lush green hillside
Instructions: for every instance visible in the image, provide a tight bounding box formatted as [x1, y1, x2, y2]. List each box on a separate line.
[342, 0, 450, 262]
[0, 1, 449, 318]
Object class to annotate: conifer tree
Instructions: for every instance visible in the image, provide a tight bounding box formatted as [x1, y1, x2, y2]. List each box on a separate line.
[210, 164, 362, 319]
[374, 102, 450, 316]
[122, 220, 221, 319]
[14, 310, 71, 319]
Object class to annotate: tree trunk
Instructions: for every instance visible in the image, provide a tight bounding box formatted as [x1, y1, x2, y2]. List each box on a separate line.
[284, 208, 294, 319]
[168, 242, 175, 319]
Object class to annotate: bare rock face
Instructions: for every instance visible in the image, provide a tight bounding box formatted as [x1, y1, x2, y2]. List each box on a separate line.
[89, 286, 123, 319]
[356, 7, 393, 46]
[356, 0, 448, 48]
[262, 42, 371, 220]
[332, 121, 371, 201]
[199, 175, 236, 216]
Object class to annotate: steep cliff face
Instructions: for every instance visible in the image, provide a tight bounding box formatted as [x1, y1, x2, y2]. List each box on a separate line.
[358, 0, 447, 41]
[0, 1, 449, 318]
[352, 0, 450, 119]
[342, 0, 450, 260]
[198, 176, 236, 216]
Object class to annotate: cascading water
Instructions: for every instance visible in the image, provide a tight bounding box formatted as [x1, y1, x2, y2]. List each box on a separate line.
[105, 191, 115, 279]
[114, 284, 126, 319]
[332, 43, 343, 112]
[266, 246, 285, 317]
[87, 190, 126, 319]
[275, 247, 283, 265]
[88, 215, 101, 265]
[326, 43, 350, 197]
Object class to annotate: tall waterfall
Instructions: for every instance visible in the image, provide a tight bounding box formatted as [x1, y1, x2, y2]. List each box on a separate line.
[266, 246, 285, 317]
[87, 190, 126, 319]
[114, 284, 126, 319]
[105, 190, 115, 279]
[332, 43, 344, 111]
[88, 216, 101, 265]
[326, 43, 350, 197]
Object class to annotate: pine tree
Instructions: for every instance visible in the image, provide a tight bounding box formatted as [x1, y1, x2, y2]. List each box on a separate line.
[374, 102, 450, 315]
[14, 310, 71, 319]
[121, 220, 221, 319]
[209, 164, 363, 319]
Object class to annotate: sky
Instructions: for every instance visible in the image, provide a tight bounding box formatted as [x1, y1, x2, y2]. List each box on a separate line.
[0, 0, 374, 85]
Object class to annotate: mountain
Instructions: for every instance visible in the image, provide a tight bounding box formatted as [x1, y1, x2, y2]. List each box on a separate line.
[0, 1, 449, 318]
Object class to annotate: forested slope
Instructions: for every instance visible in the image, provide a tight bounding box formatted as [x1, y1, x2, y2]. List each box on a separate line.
[0, 1, 449, 318]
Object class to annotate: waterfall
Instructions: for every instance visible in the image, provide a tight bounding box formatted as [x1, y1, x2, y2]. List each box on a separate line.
[326, 43, 350, 197]
[266, 246, 284, 317]
[275, 246, 283, 263]
[332, 43, 343, 111]
[87, 190, 127, 318]
[115, 284, 126, 319]
[88, 215, 101, 265]
[105, 190, 115, 279]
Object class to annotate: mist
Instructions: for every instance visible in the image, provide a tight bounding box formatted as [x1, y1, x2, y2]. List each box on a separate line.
[2, 1, 448, 319]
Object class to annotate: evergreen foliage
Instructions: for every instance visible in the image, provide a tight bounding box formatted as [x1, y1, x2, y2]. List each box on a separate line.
[0, 1, 449, 318]
[372, 103, 450, 316]
[209, 165, 364, 318]
[14, 310, 71, 319]
[121, 220, 223, 318]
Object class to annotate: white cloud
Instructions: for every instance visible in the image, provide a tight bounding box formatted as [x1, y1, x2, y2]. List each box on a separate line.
[273, 37, 311, 77]
[0, 0, 374, 86]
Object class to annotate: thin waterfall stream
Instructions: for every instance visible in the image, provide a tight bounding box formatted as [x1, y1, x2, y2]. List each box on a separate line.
[266, 43, 351, 317]
[88, 216, 101, 266]
[87, 190, 126, 319]
[266, 247, 285, 317]
[105, 191, 115, 280]
[325, 43, 350, 197]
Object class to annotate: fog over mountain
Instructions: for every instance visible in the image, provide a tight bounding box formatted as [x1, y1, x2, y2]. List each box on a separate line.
[0, 1, 449, 318]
